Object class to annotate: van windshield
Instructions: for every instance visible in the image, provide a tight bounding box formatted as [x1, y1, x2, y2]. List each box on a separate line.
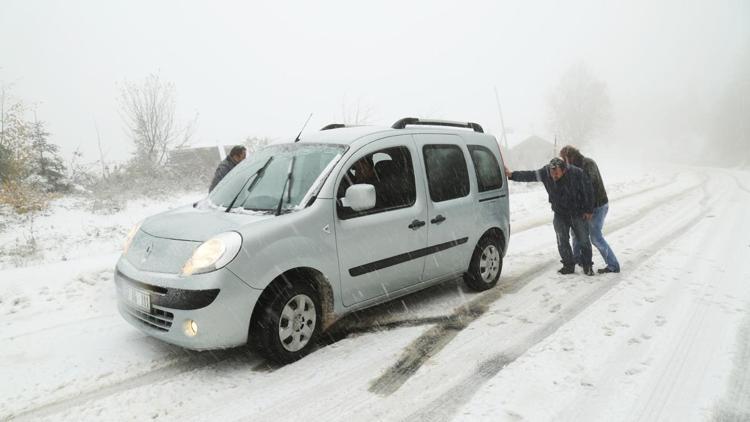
[208, 143, 347, 213]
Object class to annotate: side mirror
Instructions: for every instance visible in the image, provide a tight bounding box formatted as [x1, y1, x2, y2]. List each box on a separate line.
[342, 184, 376, 212]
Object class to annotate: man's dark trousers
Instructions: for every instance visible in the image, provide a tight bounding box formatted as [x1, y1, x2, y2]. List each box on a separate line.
[553, 213, 593, 269]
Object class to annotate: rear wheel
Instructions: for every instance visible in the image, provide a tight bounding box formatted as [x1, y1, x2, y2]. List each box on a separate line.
[464, 235, 503, 291]
[254, 282, 321, 364]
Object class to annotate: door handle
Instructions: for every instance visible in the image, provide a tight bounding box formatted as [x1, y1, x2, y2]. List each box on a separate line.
[408, 219, 426, 230]
[431, 215, 446, 224]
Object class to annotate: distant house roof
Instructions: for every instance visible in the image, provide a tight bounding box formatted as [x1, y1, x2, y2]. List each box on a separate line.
[507, 135, 556, 169]
[168, 145, 233, 168]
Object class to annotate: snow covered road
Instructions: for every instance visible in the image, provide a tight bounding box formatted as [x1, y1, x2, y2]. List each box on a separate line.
[1, 165, 748, 421]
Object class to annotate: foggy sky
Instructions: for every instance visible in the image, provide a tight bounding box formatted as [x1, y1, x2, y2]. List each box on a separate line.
[1, 0, 747, 163]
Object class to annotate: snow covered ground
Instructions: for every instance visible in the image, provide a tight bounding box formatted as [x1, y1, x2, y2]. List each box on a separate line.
[1, 162, 749, 421]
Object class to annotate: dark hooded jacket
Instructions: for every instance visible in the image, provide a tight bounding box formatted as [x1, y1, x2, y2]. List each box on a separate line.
[209, 156, 237, 192]
[571, 155, 608, 208]
[510, 164, 594, 217]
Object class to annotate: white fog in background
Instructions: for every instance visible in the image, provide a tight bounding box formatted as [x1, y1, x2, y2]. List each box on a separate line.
[0, 0, 747, 165]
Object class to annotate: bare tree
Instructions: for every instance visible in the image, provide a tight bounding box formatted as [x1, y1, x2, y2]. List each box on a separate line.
[244, 136, 271, 154]
[340, 96, 375, 125]
[118, 74, 193, 170]
[547, 62, 612, 147]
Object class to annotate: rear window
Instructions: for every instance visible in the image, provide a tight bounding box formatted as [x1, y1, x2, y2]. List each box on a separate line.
[468, 145, 503, 191]
[423, 144, 470, 202]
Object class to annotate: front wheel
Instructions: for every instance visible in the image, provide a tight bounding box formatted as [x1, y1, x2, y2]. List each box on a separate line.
[255, 282, 321, 364]
[464, 235, 503, 291]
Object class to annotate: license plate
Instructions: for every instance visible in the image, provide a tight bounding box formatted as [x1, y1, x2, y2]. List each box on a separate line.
[124, 285, 151, 312]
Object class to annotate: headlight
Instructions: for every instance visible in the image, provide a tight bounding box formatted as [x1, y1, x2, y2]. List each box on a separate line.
[123, 222, 142, 254]
[181, 231, 242, 276]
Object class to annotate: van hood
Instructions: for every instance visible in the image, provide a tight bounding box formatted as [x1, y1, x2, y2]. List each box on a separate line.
[140, 204, 273, 241]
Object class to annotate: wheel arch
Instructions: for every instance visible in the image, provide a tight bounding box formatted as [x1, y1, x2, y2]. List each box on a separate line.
[480, 226, 507, 255]
[249, 266, 337, 341]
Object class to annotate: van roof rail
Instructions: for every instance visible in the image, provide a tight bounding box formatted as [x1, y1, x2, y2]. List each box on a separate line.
[391, 117, 484, 133]
[320, 123, 346, 131]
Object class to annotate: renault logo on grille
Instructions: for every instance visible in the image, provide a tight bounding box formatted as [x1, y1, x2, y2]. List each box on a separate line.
[142, 242, 154, 262]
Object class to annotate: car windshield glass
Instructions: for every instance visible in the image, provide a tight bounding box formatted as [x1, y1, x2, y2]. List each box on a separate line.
[208, 143, 346, 212]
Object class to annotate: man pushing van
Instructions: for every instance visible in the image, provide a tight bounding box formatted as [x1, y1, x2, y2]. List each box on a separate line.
[505, 157, 596, 276]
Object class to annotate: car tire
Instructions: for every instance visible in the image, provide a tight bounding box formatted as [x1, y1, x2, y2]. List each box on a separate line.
[254, 281, 322, 364]
[464, 235, 503, 291]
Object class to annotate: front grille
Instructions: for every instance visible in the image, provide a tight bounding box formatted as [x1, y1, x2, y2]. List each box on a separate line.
[122, 303, 174, 332]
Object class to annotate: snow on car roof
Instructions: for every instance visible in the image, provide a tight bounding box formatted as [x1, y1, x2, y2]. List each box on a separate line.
[299, 125, 495, 147]
[299, 126, 392, 145]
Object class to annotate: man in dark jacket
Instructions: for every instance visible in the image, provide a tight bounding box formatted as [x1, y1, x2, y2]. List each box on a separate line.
[560, 145, 620, 273]
[209, 145, 247, 192]
[506, 157, 596, 275]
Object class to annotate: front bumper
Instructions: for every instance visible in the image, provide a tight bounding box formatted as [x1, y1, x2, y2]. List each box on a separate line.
[114, 257, 263, 350]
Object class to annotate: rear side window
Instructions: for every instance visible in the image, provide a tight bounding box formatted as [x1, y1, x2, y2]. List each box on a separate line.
[423, 145, 470, 202]
[468, 145, 503, 191]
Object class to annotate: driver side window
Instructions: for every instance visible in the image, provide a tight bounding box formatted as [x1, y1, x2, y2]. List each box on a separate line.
[336, 146, 416, 219]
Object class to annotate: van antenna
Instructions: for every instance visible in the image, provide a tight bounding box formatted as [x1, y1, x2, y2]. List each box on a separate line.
[294, 113, 313, 143]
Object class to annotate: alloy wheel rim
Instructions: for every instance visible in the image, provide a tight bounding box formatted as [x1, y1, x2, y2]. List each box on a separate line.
[279, 294, 317, 352]
[479, 245, 500, 282]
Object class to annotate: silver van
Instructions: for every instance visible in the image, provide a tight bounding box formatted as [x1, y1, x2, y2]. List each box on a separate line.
[116, 118, 510, 363]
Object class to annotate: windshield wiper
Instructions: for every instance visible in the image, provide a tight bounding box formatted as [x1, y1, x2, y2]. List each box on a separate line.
[275, 156, 295, 216]
[225, 157, 274, 213]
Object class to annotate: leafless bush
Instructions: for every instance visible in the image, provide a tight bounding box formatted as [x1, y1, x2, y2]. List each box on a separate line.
[0, 179, 50, 214]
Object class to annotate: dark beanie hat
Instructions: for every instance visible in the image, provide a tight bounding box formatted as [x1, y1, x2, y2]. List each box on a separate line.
[549, 157, 567, 169]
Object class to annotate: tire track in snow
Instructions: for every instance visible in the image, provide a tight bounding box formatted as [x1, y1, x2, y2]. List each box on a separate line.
[608, 172, 681, 202]
[7, 348, 265, 421]
[0, 313, 116, 341]
[511, 172, 683, 233]
[368, 172, 709, 400]
[727, 170, 750, 194]
[367, 262, 552, 396]
[711, 311, 750, 420]
[405, 179, 716, 422]
[629, 176, 744, 421]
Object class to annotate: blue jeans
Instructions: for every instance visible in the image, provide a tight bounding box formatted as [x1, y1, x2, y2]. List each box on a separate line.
[573, 203, 620, 271]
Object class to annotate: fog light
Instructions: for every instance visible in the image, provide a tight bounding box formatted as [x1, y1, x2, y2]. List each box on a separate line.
[184, 319, 198, 337]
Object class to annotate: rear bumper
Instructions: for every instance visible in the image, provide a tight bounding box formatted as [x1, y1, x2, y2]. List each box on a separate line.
[114, 257, 263, 350]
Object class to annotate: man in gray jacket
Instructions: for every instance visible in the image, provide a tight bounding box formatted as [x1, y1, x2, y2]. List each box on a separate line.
[209, 145, 247, 192]
[560, 145, 620, 274]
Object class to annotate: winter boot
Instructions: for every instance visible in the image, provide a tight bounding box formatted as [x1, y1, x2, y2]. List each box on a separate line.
[558, 266, 575, 275]
[597, 267, 620, 274]
[583, 266, 595, 276]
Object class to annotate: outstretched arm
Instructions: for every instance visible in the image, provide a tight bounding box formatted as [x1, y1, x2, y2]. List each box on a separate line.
[507, 166, 547, 183]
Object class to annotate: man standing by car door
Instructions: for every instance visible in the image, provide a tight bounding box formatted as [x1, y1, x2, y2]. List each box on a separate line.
[209, 145, 247, 192]
[560, 145, 621, 274]
[505, 158, 596, 276]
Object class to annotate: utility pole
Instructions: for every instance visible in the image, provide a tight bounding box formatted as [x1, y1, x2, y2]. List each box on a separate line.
[94, 119, 108, 178]
[554, 135, 558, 159]
[493, 86, 509, 150]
